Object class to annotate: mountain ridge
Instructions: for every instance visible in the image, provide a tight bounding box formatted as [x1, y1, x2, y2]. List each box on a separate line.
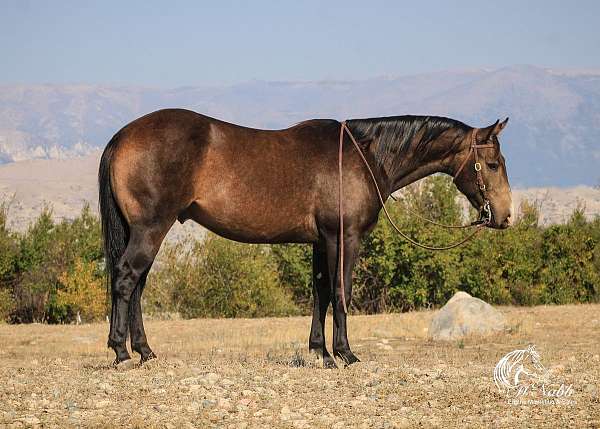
[1, 65, 599, 187]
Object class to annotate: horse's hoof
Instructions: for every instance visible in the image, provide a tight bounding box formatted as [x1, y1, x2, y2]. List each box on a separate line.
[113, 358, 136, 370]
[140, 351, 157, 365]
[309, 348, 338, 369]
[323, 356, 338, 369]
[334, 350, 361, 367]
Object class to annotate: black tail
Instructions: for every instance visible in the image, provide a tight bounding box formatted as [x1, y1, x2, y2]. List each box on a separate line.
[99, 134, 129, 295]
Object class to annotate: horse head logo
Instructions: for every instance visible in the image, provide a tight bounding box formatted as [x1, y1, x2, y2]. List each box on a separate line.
[494, 345, 549, 393]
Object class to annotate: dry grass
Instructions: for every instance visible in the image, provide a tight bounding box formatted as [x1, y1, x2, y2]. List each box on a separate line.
[0, 304, 599, 428]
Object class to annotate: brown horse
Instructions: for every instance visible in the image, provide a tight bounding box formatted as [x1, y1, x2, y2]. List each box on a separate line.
[99, 109, 512, 367]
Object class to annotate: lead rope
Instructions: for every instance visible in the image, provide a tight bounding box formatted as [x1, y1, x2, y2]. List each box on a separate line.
[338, 122, 348, 313]
[337, 122, 492, 314]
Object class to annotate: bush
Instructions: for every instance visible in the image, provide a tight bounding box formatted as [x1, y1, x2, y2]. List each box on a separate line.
[1, 175, 598, 324]
[0, 288, 14, 323]
[350, 175, 600, 311]
[0, 201, 17, 321]
[271, 243, 312, 310]
[5, 203, 104, 323]
[145, 234, 299, 318]
[56, 259, 106, 322]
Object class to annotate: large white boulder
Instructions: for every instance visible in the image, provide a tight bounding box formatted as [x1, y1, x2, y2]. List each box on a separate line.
[429, 291, 506, 341]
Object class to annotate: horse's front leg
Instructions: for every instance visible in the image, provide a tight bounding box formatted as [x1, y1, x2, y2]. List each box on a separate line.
[309, 242, 337, 368]
[325, 231, 361, 366]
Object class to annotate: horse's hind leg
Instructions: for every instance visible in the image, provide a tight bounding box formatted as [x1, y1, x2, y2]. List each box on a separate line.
[308, 243, 337, 368]
[108, 223, 170, 365]
[128, 267, 155, 363]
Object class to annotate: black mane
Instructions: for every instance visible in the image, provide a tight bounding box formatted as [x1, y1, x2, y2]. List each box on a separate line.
[346, 115, 469, 174]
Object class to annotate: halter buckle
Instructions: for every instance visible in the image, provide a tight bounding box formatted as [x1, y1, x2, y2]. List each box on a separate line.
[474, 162, 482, 172]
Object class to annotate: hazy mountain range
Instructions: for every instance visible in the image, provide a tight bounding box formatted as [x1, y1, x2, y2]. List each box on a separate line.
[1, 65, 599, 187]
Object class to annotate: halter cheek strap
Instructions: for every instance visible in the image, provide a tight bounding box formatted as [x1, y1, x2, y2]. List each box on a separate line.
[453, 128, 495, 195]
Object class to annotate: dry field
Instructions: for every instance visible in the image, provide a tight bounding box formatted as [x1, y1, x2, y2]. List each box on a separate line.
[0, 304, 599, 428]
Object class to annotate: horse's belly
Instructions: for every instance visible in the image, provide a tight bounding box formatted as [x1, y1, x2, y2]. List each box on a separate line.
[180, 200, 318, 244]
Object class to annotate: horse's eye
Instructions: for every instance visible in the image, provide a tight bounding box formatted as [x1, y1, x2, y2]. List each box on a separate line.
[487, 161, 499, 171]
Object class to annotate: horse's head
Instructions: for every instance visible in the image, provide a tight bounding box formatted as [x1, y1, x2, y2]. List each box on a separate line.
[453, 118, 513, 229]
[524, 345, 546, 375]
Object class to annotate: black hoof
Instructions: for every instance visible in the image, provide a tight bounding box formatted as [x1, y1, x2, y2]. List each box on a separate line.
[309, 348, 338, 369]
[140, 351, 157, 364]
[133, 342, 156, 363]
[109, 340, 131, 365]
[323, 355, 338, 369]
[112, 356, 132, 367]
[334, 350, 361, 367]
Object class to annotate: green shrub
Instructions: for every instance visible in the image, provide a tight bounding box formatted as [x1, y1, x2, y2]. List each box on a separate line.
[1, 175, 599, 324]
[0, 288, 14, 323]
[145, 234, 298, 318]
[271, 243, 312, 310]
[8, 203, 104, 323]
[56, 259, 106, 322]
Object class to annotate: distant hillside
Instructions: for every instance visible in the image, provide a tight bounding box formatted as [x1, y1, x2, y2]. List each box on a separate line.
[1, 65, 600, 187]
[1, 153, 598, 236]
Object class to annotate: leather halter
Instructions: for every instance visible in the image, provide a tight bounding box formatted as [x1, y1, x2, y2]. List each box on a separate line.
[336, 122, 494, 314]
[453, 128, 496, 201]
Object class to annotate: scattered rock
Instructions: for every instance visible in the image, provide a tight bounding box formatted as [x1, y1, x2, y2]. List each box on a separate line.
[203, 372, 219, 385]
[186, 402, 200, 412]
[220, 378, 234, 386]
[98, 382, 113, 394]
[584, 384, 598, 397]
[217, 398, 231, 410]
[202, 399, 216, 408]
[94, 400, 111, 409]
[429, 291, 506, 340]
[114, 359, 137, 371]
[395, 417, 411, 428]
[21, 416, 40, 426]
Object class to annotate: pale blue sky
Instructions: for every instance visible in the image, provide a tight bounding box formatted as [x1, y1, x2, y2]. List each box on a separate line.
[2, 0, 600, 86]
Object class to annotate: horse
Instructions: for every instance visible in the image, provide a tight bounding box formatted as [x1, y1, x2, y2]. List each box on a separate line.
[98, 109, 513, 367]
[494, 345, 548, 393]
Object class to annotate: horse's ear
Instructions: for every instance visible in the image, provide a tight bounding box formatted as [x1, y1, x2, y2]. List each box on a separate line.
[481, 118, 508, 141]
[481, 120, 499, 141]
[493, 117, 509, 136]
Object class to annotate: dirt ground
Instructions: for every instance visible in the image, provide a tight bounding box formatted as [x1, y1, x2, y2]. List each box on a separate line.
[0, 304, 598, 428]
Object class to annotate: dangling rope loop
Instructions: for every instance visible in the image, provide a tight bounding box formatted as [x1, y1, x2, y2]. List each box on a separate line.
[337, 122, 493, 313]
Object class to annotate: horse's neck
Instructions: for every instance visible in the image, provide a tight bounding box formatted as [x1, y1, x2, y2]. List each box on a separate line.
[384, 134, 458, 193]
[347, 119, 465, 194]
[389, 160, 449, 192]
